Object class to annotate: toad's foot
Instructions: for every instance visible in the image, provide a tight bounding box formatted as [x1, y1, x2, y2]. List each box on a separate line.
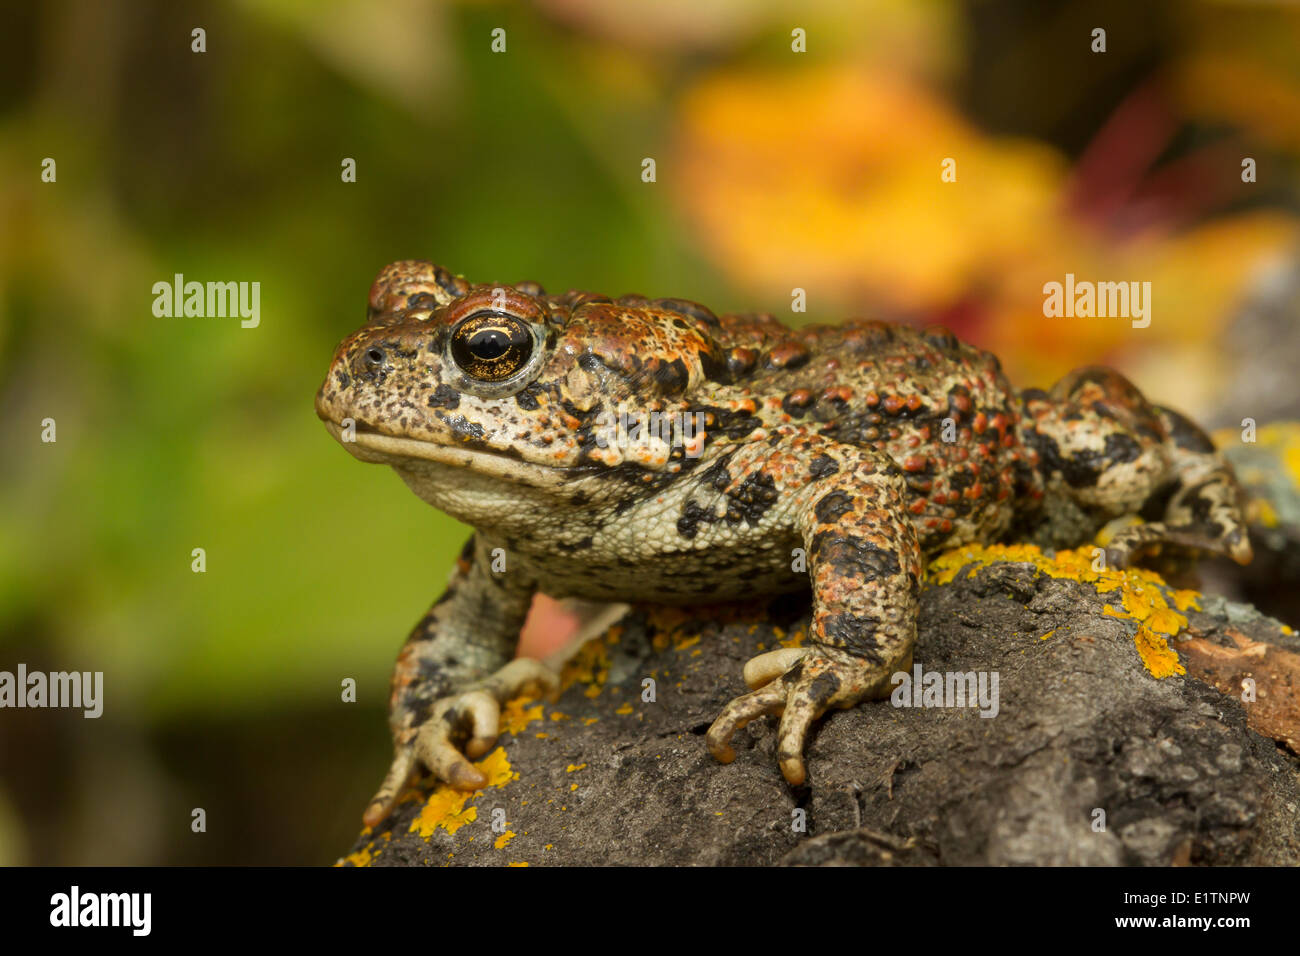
[706, 645, 900, 786]
[363, 658, 558, 828]
[1105, 454, 1252, 569]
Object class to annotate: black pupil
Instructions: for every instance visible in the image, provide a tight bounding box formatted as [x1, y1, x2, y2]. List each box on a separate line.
[469, 328, 510, 360]
[450, 315, 532, 383]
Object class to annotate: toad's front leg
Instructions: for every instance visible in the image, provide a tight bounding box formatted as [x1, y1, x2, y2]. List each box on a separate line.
[706, 443, 922, 785]
[363, 536, 553, 828]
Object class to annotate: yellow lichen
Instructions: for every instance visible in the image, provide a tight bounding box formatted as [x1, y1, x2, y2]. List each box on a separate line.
[561, 638, 612, 694]
[408, 747, 518, 839]
[494, 831, 516, 849]
[778, 627, 807, 649]
[1253, 497, 1280, 529]
[500, 699, 545, 735]
[338, 842, 374, 867]
[928, 543, 1192, 678]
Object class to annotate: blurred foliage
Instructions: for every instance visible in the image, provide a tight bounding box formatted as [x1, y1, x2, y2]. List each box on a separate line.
[0, 0, 1298, 864]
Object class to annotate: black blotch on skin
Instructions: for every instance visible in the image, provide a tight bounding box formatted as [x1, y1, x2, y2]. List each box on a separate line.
[1025, 429, 1102, 489]
[677, 499, 718, 539]
[650, 357, 690, 393]
[1186, 481, 1219, 525]
[805, 671, 842, 706]
[725, 471, 779, 526]
[514, 384, 543, 410]
[818, 613, 885, 662]
[924, 328, 960, 351]
[693, 405, 761, 441]
[726, 351, 759, 379]
[443, 415, 486, 442]
[428, 384, 460, 409]
[1090, 401, 1118, 421]
[556, 536, 594, 552]
[782, 392, 814, 418]
[809, 532, 903, 581]
[1104, 433, 1141, 464]
[701, 457, 733, 491]
[809, 454, 840, 479]
[947, 469, 976, 491]
[1139, 480, 1178, 521]
[814, 491, 855, 525]
[1160, 407, 1217, 454]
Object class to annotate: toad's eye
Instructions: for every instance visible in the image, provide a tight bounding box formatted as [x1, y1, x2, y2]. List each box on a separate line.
[448, 313, 533, 383]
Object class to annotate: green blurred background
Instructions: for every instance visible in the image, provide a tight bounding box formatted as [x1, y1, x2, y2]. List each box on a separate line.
[1, 0, 1298, 864]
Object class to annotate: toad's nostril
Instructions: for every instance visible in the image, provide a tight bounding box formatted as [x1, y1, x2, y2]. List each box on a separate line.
[365, 347, 385, 367]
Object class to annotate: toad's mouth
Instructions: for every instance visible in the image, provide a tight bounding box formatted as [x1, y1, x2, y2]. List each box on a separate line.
[320, 418, 576, 490]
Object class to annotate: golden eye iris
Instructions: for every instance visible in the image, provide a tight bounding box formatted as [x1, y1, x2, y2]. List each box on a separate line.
[449, 314, 533, 382]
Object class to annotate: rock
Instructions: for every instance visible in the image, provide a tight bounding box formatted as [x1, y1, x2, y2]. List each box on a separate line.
[339, 545, 1300, 867]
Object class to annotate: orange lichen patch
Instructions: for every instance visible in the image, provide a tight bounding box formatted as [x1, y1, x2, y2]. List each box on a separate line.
[646, 604, 753, 653]
[494, 831, 516, 850]
[778, 626, 807, 649]
[673, 634, 702, 652]
[928, 543, 1194, 678]
[500, 699, 546, 736]
[1039, 629, 1056, 641]
[410, 791, 476, 839]
[409, 747, 519, 840]
[560, 636, 611, 694]
[1253, 498, 1281, 529]
[338, 842, 375, 867]
[615, 702, 634, 715]
[507, 862, 530, 867]
[565, 763, 587, 773]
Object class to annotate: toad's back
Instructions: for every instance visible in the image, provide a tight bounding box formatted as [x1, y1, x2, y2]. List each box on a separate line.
[670, 309, 1034, 553]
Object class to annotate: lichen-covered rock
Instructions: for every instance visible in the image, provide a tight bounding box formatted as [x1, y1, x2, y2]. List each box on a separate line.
[340, 546, 1300, 867]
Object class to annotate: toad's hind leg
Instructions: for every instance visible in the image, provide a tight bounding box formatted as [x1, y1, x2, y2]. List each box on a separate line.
[1105, 406, 1252, 568]
[705, 443, 921, 786]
